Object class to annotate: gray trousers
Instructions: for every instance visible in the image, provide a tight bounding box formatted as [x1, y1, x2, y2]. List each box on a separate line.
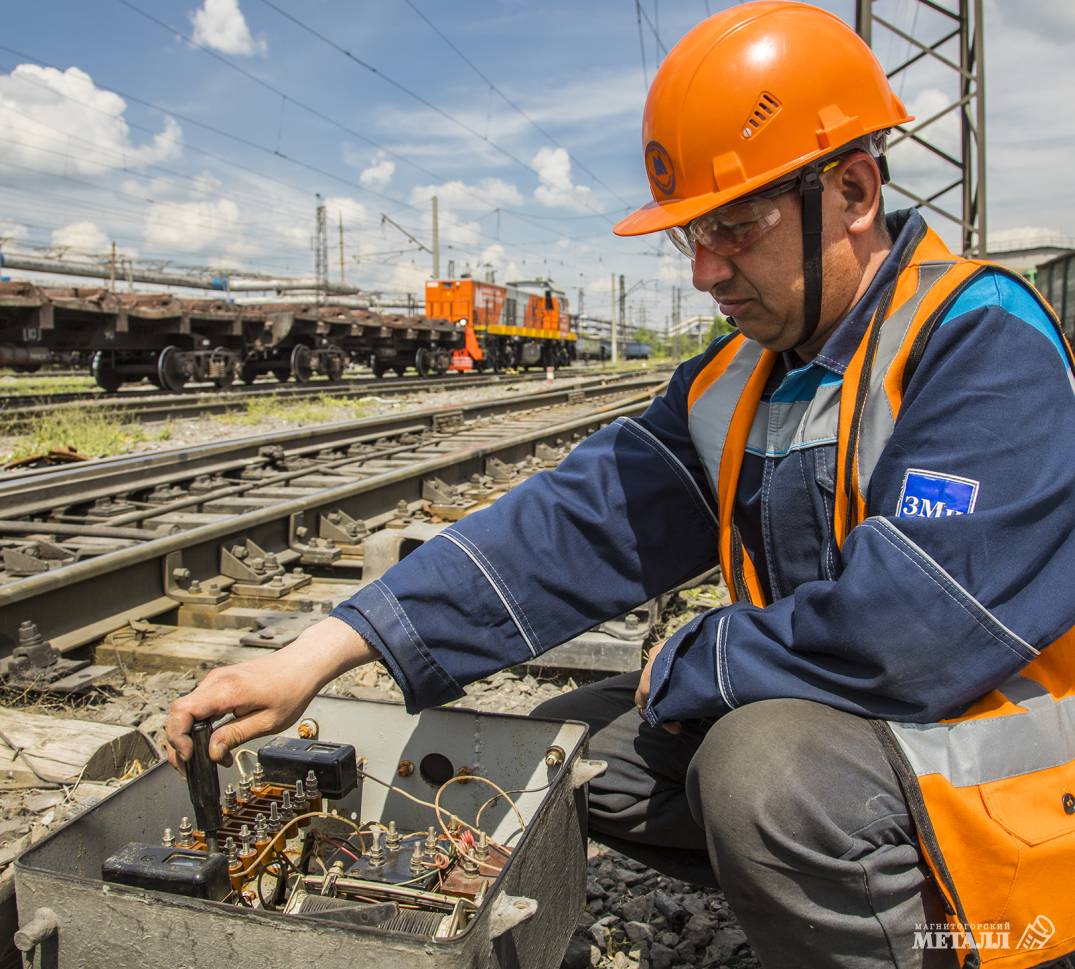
[533, 672, 955, 969]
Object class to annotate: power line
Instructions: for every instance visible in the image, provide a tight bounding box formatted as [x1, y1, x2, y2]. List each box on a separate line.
[636, 1, 668, 57]
[253, 0, 537, 177]
[401, 0, 634, 212]
[0, 43, 424, 217]
[0, 45, 574, 262]
[635, 0, 650, 89]
[252, 0, 625, 227]
[0, 103, 314, 225]
[116, 0, 450, 186]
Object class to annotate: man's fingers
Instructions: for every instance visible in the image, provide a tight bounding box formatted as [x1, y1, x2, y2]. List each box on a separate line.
[164, 705, 195, 766]
[164, 672, 242, 768]
[662, 722, 683, 735]
[209, 709, 279, 764]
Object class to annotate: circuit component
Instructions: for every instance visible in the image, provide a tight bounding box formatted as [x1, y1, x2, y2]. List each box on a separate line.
[257, 737, 358, 799]
[102, 844, 231, 901]
[109, 732, 518, 942]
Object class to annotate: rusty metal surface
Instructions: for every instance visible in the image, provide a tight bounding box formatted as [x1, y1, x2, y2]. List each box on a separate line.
[0, 283, 459, 336]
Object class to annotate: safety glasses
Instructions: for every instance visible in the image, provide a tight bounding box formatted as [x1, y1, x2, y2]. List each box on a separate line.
[665, 177, 798, 259]
[666, 156, 846, 259]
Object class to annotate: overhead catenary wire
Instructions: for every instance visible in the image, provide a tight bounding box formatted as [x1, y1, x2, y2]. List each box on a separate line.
[635, 0, 650, 89]
[0, 46, 582, 264]
[129, 0, 623, 239]
[636, 1, 669, 57]
[251, 0, 633, 231]
[0, 43, 428, 218]
[401, 0, 635, 212]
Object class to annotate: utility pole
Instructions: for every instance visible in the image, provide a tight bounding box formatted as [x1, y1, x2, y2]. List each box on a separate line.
[610, 273, 618, 364]
[618, 274, 626, 362]
[314, 194, 328, 306]
[338, 213, 345, 284]
[431, 195, 441, 279]
[109, 241, 117, 294]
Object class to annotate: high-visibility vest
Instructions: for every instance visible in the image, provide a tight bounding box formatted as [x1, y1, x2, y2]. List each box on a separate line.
[687, 222, 1075, 968]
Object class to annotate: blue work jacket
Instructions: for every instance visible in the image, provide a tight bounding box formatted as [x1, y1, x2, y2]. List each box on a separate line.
[331, 209, 1075, 726]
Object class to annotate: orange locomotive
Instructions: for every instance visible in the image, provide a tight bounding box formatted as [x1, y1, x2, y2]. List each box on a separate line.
[424, 277, 577, 374]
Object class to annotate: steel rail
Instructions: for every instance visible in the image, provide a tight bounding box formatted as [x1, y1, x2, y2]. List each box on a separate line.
[0, 372, 666, 516]
[0, 390, 656, 654]
[0, 365, 635, 427]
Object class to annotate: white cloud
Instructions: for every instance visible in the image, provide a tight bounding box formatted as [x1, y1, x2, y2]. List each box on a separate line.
[532, 147, 593, 211]
[409, 178, 522, 213]
[190, 0, 266, 56]
[144, 198, 241, 254]
[359, 154, 396, 191]
[0, 222, 28, 244]
[0, 64, 182, 177]
[50, 221, 111, 254]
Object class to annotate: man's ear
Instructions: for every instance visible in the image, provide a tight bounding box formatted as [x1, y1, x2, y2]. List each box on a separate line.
[837, 153, 884, 237]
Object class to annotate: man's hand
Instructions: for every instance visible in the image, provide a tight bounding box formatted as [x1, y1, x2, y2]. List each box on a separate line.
[165, 616, 378, 772]
[636, 641, 681, 734]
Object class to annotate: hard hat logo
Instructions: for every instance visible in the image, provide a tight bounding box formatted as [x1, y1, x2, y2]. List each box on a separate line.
[645, 141, 676, 197]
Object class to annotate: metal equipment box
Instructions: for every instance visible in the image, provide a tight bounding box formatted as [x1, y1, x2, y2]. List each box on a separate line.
[14, 696, 591, 969]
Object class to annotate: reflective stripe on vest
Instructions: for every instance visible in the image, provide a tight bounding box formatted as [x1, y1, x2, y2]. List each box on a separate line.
[686, 225, 1075, 968]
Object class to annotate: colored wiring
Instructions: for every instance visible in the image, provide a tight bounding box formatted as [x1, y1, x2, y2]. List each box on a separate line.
[233, 748, 259, 784]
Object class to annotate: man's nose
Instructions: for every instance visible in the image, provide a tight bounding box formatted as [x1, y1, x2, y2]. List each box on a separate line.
[692, 245, 736, 293]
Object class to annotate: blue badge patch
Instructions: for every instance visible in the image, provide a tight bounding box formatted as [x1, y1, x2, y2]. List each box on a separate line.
[645, 140, 676, 196]
[896, 469, 979, 520]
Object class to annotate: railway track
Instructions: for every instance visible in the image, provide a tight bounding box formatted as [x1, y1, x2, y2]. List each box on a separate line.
[0, 369, 688, 968]
[0, 372, 667, 674]
[0, 364, 634, 429]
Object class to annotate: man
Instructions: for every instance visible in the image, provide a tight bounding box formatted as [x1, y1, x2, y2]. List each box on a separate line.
[167, 3, 1075, 967]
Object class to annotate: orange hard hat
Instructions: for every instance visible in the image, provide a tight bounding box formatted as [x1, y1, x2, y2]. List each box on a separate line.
[613, 1, 913, 237]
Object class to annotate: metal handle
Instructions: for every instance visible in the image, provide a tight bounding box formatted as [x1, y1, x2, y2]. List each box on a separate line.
[186, 718, 222, 852]
[14, 906, 58, 953]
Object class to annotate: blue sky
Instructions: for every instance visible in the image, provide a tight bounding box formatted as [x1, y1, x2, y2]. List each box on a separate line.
[1, 0, 1072, 328]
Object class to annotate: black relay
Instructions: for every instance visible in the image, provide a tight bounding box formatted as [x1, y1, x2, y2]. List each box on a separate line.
[257, 737, 358, 799]
[102, 844, 230, 901]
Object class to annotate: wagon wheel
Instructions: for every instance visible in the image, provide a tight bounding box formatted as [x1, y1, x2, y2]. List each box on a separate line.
[91, 351, 123, 393]
[156, 346, 189, 394]
[415, 346, 433, 378]
[290, 344, 314, 383]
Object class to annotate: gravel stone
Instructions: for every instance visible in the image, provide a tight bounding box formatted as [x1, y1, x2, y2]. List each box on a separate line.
[620, 892, 655, 923]
[562, 934, 595, 969]
[648, 944, 676, 969]
[702, 928, 749, 966]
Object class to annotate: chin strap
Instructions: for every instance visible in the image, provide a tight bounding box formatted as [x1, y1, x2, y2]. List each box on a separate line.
[798, 163, 825, 348]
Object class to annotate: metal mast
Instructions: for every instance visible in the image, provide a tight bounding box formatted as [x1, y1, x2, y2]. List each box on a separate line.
[314, 194, 328, 305]
[856, 0, 986, 256]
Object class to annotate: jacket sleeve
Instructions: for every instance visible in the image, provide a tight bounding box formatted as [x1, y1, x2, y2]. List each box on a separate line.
[330, 352, 721, 712]
[645, 299, 1075, 726]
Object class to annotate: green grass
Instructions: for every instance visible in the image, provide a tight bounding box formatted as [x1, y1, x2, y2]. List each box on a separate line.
[216, 393, 378, 426]
[0, 408, 168, 463]
[0, 371, 98, 396]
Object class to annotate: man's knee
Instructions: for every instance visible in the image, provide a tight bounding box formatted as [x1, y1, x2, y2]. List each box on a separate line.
[686, 699, 907, 865]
